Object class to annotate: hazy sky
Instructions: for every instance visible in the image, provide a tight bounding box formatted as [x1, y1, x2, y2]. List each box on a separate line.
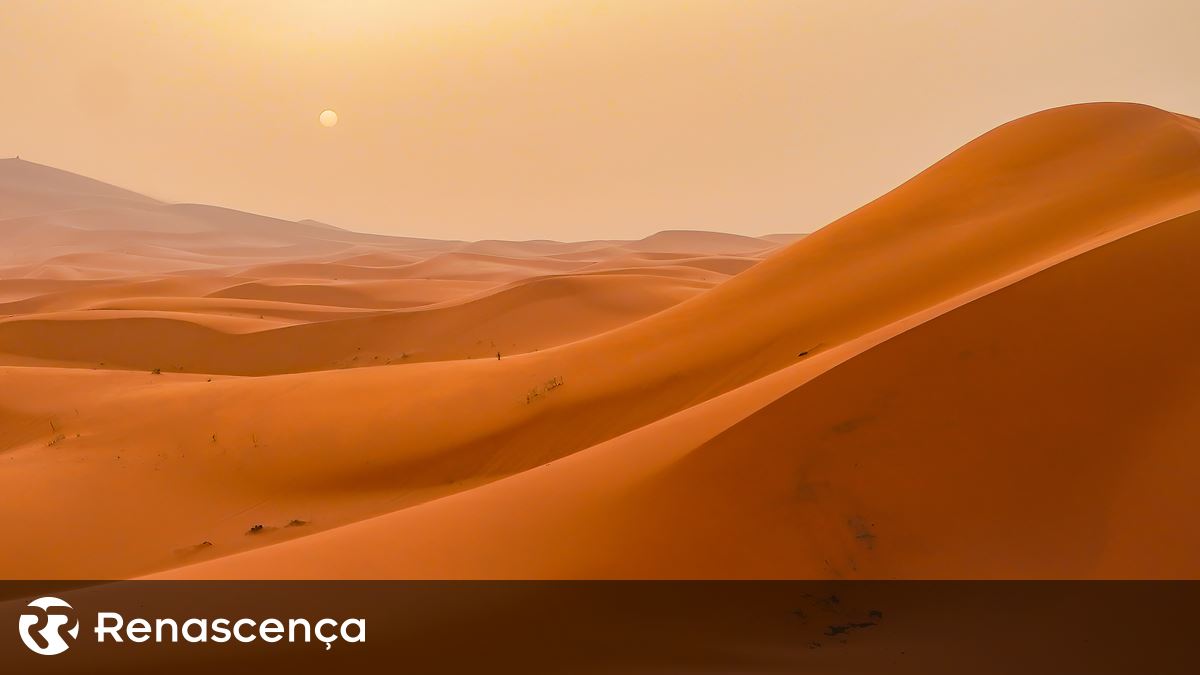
[2, 1, 1199, 240]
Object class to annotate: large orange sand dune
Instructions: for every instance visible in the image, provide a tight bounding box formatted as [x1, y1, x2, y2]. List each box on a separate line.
[1, 102, 1198, 579]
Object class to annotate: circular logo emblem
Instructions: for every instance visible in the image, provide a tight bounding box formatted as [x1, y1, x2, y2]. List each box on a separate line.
[18, 596, 79, 656]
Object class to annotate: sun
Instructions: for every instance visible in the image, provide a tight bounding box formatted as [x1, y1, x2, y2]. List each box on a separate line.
[319, 109, 338, 127]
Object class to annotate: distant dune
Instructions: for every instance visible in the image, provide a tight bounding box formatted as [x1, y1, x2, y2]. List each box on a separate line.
[1, 103, 1198, 580]
[628, 229, 777, 255]
[0, 157, 157, 218]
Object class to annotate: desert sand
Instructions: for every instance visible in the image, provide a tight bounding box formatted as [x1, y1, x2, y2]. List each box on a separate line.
[1, 102, 1199, 579]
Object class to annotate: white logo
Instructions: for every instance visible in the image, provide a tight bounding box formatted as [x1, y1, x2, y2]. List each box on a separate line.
[18, 596, 79, 656]
[15, 596, 364, 654]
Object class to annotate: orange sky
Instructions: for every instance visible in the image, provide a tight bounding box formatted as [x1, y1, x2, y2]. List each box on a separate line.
[2, 0, 1199, 240]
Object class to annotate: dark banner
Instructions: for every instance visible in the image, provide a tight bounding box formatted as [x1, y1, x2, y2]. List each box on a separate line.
[1, 581, 1195, 674]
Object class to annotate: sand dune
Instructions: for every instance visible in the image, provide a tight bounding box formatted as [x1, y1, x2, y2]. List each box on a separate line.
[207, 278, 491, 310]
[0, 271, 714, 374]
[628, 229, 777, 255]
[183, 206, 1200, 579]
[386, 251, 588, 281]
[758, 232, 808, 245]
[579, 252, 764, 276]
[1, 103, 1198, 580]
[0, 157, 157, 219]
